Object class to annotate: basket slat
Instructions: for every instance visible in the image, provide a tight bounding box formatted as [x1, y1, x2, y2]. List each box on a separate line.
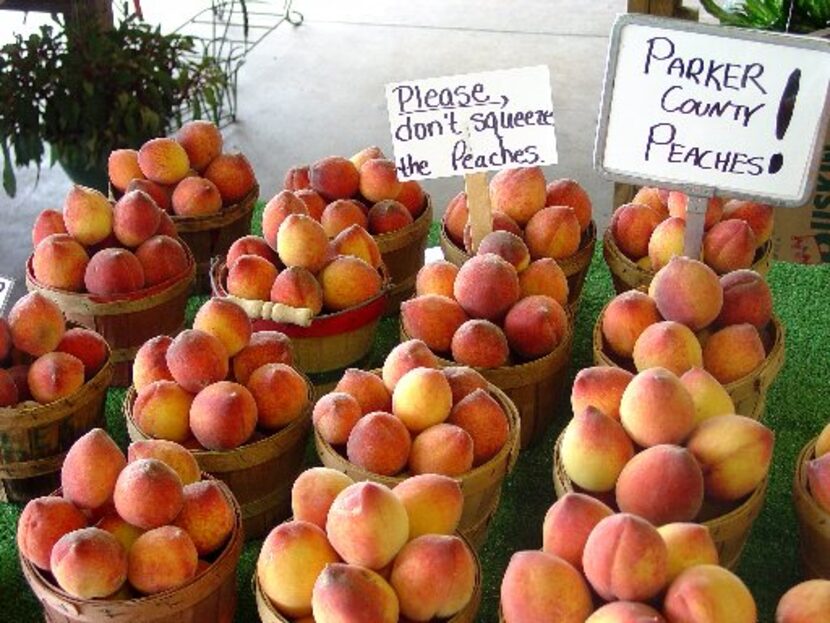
[793, 439, 830, 579]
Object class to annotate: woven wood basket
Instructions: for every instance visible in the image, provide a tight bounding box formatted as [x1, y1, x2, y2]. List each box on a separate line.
[25, 247, 195, 387]
[793, 438, 830, 579]
[602, 228, 773, 295]
[315, 376, 520, 550]
[0, 348, 113, 503]
[124, 381, 313, 540]
[252, 527, 482, 623]
[439, 221, 596, 316]
[552, 432, 767, 570]
[592, 310, 786, 421]
[20, 478, 243, 623]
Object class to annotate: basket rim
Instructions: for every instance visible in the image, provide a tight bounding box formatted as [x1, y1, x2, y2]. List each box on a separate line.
[793, 438, 830, 521]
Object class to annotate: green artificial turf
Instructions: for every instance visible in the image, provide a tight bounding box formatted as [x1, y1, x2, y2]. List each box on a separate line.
[1, 221, 828, 622]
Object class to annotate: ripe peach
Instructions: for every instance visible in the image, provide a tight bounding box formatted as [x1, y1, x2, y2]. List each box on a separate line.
[175, 120, 223, 172]
[663, 565, 756, 623]
[447, 388, 508, 465]
[262, 190, 310, 249]
[667, 193, 723, 230]
[396, 180, 426, 218]
[135, 235, 189, 287]
[722, 200, 774, 247]
[28, 352, 84, 404]
[680, 367, 735, 425]
[776, 579, 830, 623]
[649, 257, 723, 331]
[571, 366, 634, 422]
[133, 380, 194, 442]
[702, 323, 766, 383]
[127, 178, 171, 213]
[477, 230, 530, 272]
[277, 214, 331, 274]
[611, 203, 662, 260]
[291, 467, 354, 530]
[0, 369, 18, 406]
[192, 298, 251, 357]
[310, 156, 360, 201]
[450, 319, 509, 369]
[50, 527, 127, 599]
[312, 563, 399, 623]
[166, 329, 229, 393]
[443, 192, 468, 246]
[717, 269, 772, 329]
[114, 458, 184, 530]
[138, 138, 190, 185]
[392, 367, 452, 433]
[601, 290, 661, 359]
[347, 411, 411, 476]
[393, 474, 463, 538]
[368, 199, 414, 234]
[648, 216, 685, 271]
[525, 206, 582, 260]
[32, 209, 67, 246]
[232, 330, 293, 384]
[381, 339, 438, 391]
[453, 253, 520, 322]
[632, 186, 669, 220]
[63, 185, 113, 246]
[415, 260, 458, 298]
[203, 152, 257, 205]
[247, 363, 309, 429]
[96, 512, 144, 554]
[319, 255, 382, 311]
[542, 492, 613, 571]
[620, 367, 696, 447]
[155, 210, 177, 237]
[128, 525, 198, 594]
[283, 165, 310, 191]
[401, 294, 467, 354]
[0, 319, 10, 362]
[350, 145, 386, 171]
[171, 176, 223, 217]
[61, 428, 126, 511]
[85, 248, 146, 295]
[133, 335, 173, 390]
[313, 391, 363, 445]
[658, 523, 719, 583]
[489, 167, 546, 226]
[442, 366, 488, 404]
[321, 199, 370, 238]
[17, 496, 88, 570]
[504, 294, 568, 360]
[332, 223, 383, 268]
[32, 234, 89, 292]
[632, 320, 703, 376]
[518, 258, 569, 307]
[190, 381, 257, 450]
[587, 602, 666, 623]
[227, 235, 278, 266]
[173, 480, 234, 555]
[561, 406, 634, 492]
[127, 439, 200, 486]
[409, 423, 474, 476]
[227, 254, 278, 301]
[545, 178, 592, 231]
[703, 219, 757, 273]
[334, 368, 391, 415]
[8, 292, 65, 357]
[359, 158, 402, 203]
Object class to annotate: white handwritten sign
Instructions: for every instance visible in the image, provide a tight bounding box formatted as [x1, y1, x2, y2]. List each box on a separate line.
[386, 66, 558, 181]
[0, 276, 15, 316]
[596, 15, 830, 206]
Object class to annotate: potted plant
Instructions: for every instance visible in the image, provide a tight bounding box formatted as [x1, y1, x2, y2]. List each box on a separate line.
[699, 0, 829, 33]
[0, 6, 232, 197]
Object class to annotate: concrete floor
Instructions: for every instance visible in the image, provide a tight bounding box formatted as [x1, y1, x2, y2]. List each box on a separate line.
[0, 0, 698, 307]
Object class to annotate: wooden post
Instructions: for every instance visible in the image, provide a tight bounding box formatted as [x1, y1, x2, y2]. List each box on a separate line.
[683, 196, 708, 258]
[464, 173, 493, 253]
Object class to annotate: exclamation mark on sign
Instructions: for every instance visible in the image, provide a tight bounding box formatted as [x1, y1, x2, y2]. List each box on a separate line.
[769, 68, 801, 174]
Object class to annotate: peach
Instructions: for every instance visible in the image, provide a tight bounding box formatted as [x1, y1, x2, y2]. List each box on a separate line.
[17, 496, 88, 570]
[138, 137, 190, 185]
[332, 223, 383, 268]
[561, 406, 634, 492]
[319, 255, 382, 311]
[396, 180, 426, 218]
[401, 294, 467, 354]
[28, 352, 84, 403]
[62, 185, 113, 245]
[571, 366, 634, 421]
[291, 467, 354, 530]
[135, 235, 189, 287]
[258, 520, 340, 618]
[390, 534, 476, 620]
[61, 428, 126, 510]
[504, 294, 568, 360]
[127, 178, 171, 212]
[127, 439, 200, 486]
[583, 513, 669, 602]
[443, 192, 468, 246]
[310, 156, 360, 201]
[648, 216, 686, 271]
[518, 258, 569, 307]
[702, 323, 765, 383]
[717, 269, 772, 329]
[680, 367, 735, 425]
[277, 213, 331, 274]
[32, 233, 89, 292]
[649, 257, 723, 331]
[587, 602, 666, 623]
[450, 319, 509, 369]
[31, 209, 67, 246]
[0, 369, 18, 406]
[817, 423, 830, 457]
[663, 564, 756, 623]
[133, 380, 194, 442]
[170, 176, 223, 217]
[490, 210, 523, 237]
[453, 253, 520, 321]
[393, 474, 463, 539]
[334, 368, 391, 415]
[247, 363, 309, 429]
[8, 292, 65, 357]
[525, 206, 581, 260]
[381, 339, 438, 391]
[545, 178, 592, 231]
[166, 329, 229, 393]
[722, 200, 774, 247]
[415, 261, 458, 299]
[173, 480, 234, 555]
[392, 367, 452, 433]
[232, 330, 293, 384]
[703, 219, 757, 273]
[611, 203, 662, 260]
[632, 320, 703, 376]
[85, 247, 146, 295]
[50, 527, 127, 599]
[350, 145, 386, 171]
[489, 167, 546, 226]
[632, 186, 670, 220]
[542, 492, 613, 571]
[442, 366, 488, 404]
[284, 165, 311, 191]
[313, 391, 363, 445]
[193, 297, 252, 357]
[347, 411, 411, 476]
[501, 550, 593, 623]
[262, 190, 310, 248]
[326, 481, 409, 569]
[686, 414, 774, 501]
[114, 458, 184, 530]
[175, 120, 223, 172]
[776, 579, 830, 623]
[203, 152, 257, 205]
[189, 381, 257, 450]
[477, 230, 530, 272]
[312, 563, 399, 623]
[658, 522, 719, 583]
[155, 210, 177, 237]
[128, 525, 198, 595]
[0, 319, 11, 362]
[96, 512, 145, 553]
[447, 388, 509, 465]
[807, 453, 830, 514]
[368, 199, 414, 234]
[133, 335, 173, 390]
[227, 254, 278, 301]
[359, 158, 402, 203]
[321, 199, 369, 238]
[227, 235, 278, 267]
[409, 423, 474, 476]
[601, 290, 662, 359]
[667, 193, 723, 230]
[620, 367, 696, 447]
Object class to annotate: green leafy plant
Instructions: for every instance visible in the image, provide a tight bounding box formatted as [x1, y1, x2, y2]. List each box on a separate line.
[700, 0, 830, 33]
[0, 8, 232, 197]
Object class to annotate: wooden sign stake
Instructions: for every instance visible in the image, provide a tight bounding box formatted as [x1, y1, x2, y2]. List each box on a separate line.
[465, 172, 493, 253]
[683, 195, 708, 259]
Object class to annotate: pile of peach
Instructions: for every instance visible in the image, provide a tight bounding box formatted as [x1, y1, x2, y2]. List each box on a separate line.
[806, 421, 830, 515]
[601, 256, 774, 385]
[131, 298, 308, 449]
[443, 166, 593, 259]
[562, 365, 774, 526]
[0, 293, 108, 407]
[258, 468, 476, 622]
[402, 233, 569, 366]
[314, 339, 510, 477]
[17, 429, 236, 599]
[611, 186, 773, 273]
[501, 493, 758, 622]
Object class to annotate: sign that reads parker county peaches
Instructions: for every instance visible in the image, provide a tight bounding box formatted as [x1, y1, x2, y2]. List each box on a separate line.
[596, 14, 830, 206]
[386, 66, 558, 181]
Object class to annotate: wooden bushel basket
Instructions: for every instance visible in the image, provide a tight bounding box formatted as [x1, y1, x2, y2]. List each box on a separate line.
[20, 478, 243, 623]
[552, 432, 767, 570]
[0, 349, 113, 503]
[315, 377, 521, 550]
[124, 382, 313, 540]
[793, 438, 830, 579]
[25, 247, 195, 387]
[592, 310, 786, 421]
